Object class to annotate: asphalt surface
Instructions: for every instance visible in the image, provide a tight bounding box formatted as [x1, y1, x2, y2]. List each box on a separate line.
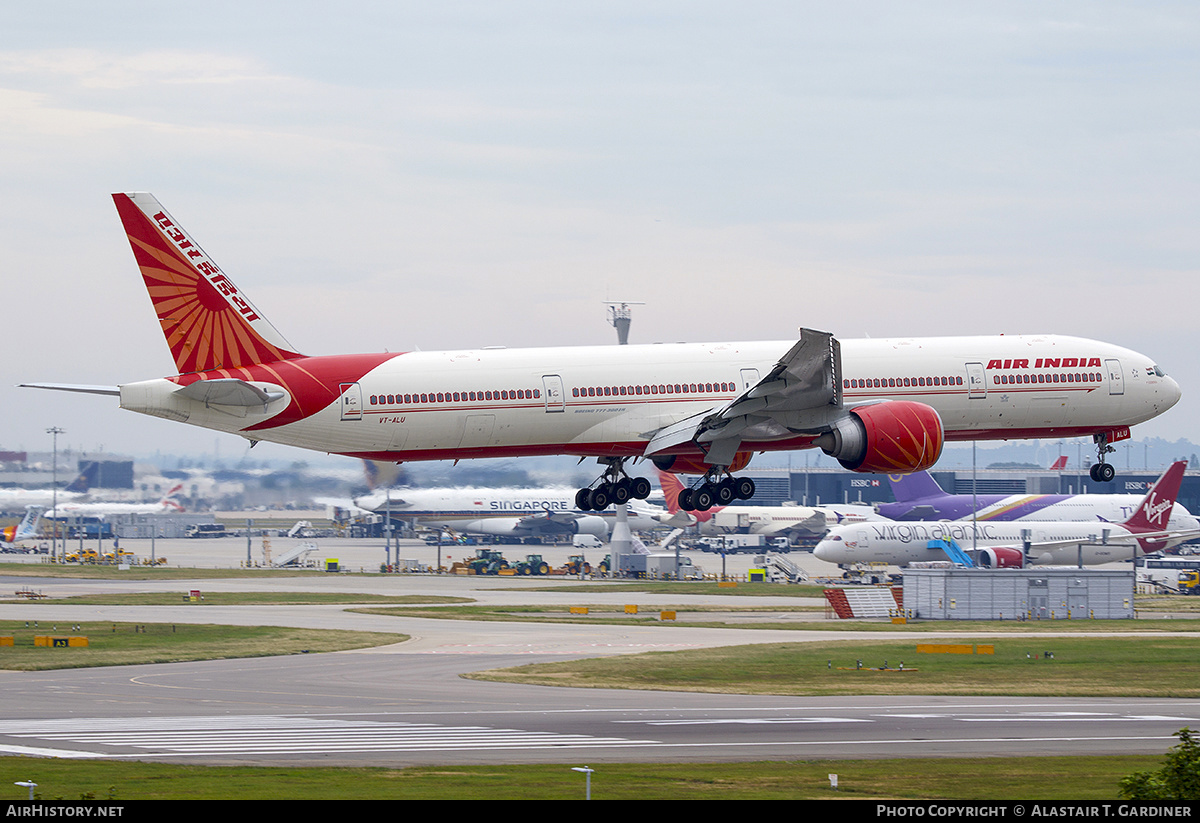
[0, 537, 1194, 767]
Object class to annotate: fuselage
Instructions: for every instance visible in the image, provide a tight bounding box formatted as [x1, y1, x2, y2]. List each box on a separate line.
[117, 334, 1181, 465]
[354, 487, 665, 537]
[882, 490, 1198, 531]
[814, 518, 1182, 567]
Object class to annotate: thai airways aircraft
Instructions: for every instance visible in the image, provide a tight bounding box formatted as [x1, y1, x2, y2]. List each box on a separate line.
[0, 463, 97, 510]
[879, 470, 1200, 534]
[814, 462, 1197, 568]
[45, 484, 185, 520]
[1, 507, 43, 547]
[22, 193, 1182, 511]
[655, 469, 882, 540]
[351, 486, 668, 539]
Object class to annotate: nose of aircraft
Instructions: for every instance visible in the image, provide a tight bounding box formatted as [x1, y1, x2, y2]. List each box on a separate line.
[1164, 375, 1183, 410]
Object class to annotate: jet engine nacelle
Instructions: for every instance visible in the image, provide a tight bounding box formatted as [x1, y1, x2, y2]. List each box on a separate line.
[574, 515, 608, 537]
[974, 547, 1026, 568]
[815, 401, 944, 474]
[651, 451, 753, 476]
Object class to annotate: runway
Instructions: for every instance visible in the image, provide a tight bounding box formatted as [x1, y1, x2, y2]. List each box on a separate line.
[0, 541, 1194, 766]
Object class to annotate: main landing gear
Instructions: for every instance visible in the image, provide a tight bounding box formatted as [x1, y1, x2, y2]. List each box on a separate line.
[576, 459, 653, 511]
[1090, 433, 1116, 483]
[677, 470, 755, 512]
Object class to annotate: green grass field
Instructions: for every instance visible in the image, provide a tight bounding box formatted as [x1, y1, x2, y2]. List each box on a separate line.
[0, 754, 1169, 800]
[467, 635, 1200, 697]
[0, 620, 406, 670]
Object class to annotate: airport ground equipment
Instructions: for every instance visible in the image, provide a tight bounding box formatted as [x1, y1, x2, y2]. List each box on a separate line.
[562, 555, 592, 575]
[271, 541, 318, 567]
[757, 552, 808, 583]
[514, 554, 551, 576]
[1178, 570, 1200, 594]
[465, 548, 510, 575]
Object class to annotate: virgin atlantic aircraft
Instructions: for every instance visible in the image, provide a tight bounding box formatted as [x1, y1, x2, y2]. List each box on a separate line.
[23, 193, 1182, 511]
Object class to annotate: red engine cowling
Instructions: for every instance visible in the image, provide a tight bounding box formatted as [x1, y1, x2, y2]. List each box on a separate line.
[651, 451, 753, 476]
[815, 401, 944, 474]
[975, 547, 1025, 568]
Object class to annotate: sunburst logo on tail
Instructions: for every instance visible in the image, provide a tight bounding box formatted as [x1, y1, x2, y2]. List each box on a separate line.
[113, 193, 301, 375]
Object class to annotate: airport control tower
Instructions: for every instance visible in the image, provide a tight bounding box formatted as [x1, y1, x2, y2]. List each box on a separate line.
[605, 301, 643, 346]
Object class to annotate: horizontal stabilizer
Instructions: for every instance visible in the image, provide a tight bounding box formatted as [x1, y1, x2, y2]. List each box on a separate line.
[19, 383, 120, 396]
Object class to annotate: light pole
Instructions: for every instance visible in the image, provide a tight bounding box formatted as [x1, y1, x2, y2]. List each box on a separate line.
[46, 427, 64, 560]
[571, 766, 594, 799]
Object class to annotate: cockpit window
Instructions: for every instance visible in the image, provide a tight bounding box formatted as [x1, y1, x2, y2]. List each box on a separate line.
[1149, 364, 1167, 377]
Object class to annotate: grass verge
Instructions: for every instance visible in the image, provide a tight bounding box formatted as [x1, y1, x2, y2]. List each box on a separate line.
[466, 635, 1200, 697]
[0, 621, 406, 670]
[0, 754, 1167, 800]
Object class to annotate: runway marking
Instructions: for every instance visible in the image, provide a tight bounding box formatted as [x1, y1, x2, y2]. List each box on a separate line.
[0, 716, 659, 758]
[617, 717, 870, 726]
[881, 712, 1198, 723]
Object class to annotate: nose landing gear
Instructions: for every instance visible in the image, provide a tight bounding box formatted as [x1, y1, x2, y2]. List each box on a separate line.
[1089, 433, 1117, 483]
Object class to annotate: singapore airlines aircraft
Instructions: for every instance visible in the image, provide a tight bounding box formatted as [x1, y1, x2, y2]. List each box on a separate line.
[351, 485, 669, 539]
[22, 194, 1182, 511]
[879, 469, 1199, 533]
[45, 484, 185, 520]
[654, 469, 882, 540]
[814, 461, 1197, 568]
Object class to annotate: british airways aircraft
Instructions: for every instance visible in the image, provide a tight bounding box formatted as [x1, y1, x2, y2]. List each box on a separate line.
[815, 462, 1198, 567]
[879, 470, 1199, 534]
[23, 193, 1182, 512]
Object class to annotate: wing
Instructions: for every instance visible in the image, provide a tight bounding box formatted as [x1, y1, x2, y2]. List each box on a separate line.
[514, 511, 596, 535]
[645, 328, 843, 466]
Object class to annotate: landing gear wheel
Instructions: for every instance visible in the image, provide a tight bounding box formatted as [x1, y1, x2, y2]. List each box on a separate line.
[590, 486, 611, 510]
[630, 477, 652, 500]
[611, 479, 631, 505]
[691, 486, 715, 512]
[1091, 463, 1115, 483]
[576, 489, 594, 511]
[734, 477, 756, 500]
[678, 488, 694, 511]
[715, 478, 737, 506]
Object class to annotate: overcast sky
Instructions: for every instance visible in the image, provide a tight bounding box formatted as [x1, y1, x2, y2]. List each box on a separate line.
[2, 2, 1197, 469]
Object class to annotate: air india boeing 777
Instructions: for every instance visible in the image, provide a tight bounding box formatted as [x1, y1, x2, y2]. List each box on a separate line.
[23, 193, 1182, 511]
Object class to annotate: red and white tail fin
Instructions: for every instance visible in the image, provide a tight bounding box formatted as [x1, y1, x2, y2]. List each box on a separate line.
[1122, 461, 1187, 534]
[655, 469, 686, 514]
[160, 483, 186, 513]
[112, 192, 302, 375]
[1048, 456, 1068, 470]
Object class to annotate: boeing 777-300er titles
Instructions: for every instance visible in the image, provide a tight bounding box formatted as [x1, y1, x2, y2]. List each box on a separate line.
[814, 461, 1197, 568]
[351, 486, 669, 540]
[880, 470, 1200, 535]
[655, 469, 883, 540]
[21, 193, 1182, 509]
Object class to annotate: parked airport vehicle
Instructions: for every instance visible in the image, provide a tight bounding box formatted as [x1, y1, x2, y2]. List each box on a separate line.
[24, 193, 1181, 510]
[814, 462, 1197, 568]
